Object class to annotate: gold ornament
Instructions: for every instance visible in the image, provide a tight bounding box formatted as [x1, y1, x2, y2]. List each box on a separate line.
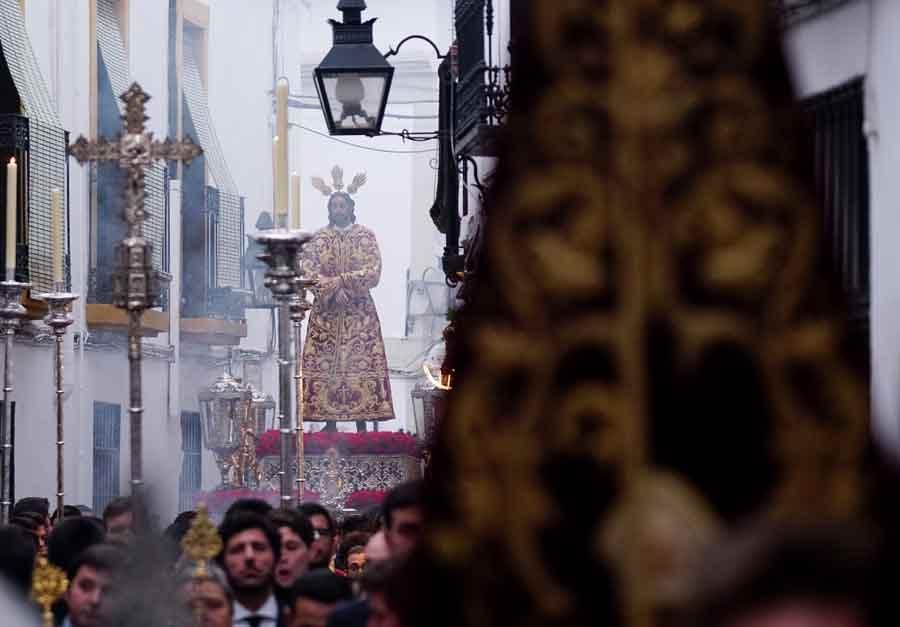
[31, 557, 68, 627]
[311, 165, 366, 197]
[181, 503, 223, 579]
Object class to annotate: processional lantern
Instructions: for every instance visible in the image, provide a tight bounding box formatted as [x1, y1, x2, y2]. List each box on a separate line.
[314, 0, 395, 136]
[198, 368, 251, 488]
[248, 384, 276, 436]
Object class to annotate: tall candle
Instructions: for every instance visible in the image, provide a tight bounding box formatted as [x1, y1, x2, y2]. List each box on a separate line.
[272, 136, 280, 226]
[5, 158, 16, 277]
[276, 77, 290, 223]
[51, 188, 62, 284]
[291, 172, 300, 230]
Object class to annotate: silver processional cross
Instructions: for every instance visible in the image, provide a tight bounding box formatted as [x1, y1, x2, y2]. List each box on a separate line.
[69, 83, 202, 494]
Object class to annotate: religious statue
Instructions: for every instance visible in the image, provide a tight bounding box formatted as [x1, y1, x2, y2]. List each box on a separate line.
[301, 166, 395, 431]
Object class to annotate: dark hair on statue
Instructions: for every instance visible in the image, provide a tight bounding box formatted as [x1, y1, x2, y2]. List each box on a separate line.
[327, 192, 357, 226]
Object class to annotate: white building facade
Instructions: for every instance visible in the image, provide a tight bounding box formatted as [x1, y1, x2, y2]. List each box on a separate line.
[0, 0, 451, 523]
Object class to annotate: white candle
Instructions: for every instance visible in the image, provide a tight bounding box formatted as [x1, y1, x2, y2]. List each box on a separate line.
[272, 136, 280, 226]
[276, 78, 290, 223]
[291, 172, 300, 230]
[51, 188, 62, 284]
[5, 158, 16, 277]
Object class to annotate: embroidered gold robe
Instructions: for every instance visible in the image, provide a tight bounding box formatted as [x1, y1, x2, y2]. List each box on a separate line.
[300, 224, 395, 422]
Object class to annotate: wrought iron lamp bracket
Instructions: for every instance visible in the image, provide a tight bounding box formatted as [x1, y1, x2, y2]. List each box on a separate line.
[384, 34, 448, 61]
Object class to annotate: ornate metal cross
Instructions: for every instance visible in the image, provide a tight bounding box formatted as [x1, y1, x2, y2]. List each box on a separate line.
[69, 82, 202, 494]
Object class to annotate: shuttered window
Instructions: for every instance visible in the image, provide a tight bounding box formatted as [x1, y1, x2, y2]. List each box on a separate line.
[802, 77, 870, 341]
[178, 411, 202, 512]
[92, 402, 121, 514]
[92, 0, 167, 303]
[0, 0, 69, 293]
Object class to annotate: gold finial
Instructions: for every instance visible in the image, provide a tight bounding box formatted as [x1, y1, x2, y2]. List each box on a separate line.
[181, 503, 223, 579]
[31, 557, 68, 627]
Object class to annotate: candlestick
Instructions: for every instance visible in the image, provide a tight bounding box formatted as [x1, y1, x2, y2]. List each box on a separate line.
[51, 189, 62, 285]
[5, 158, 16, 278]
[276, 78, 289, 224]
[291, 172, 301, 230]
[250, 229, 313, 508]
[273, 136, 281, 227]
[34, 288, 78, 525]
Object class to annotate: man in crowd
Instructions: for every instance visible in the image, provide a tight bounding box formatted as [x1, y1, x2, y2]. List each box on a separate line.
[382, 481, 424, 559]
[102, 497, 135, 543]
[0, 524, 36, 596]
[48, 516, 107, 579]
[299, 504, 337, 571]
[12, 496, 51, 554]
[62, 544, 125, 627]
[286, 570, 352, 627]
[269, 509, 315, 590]
[218, 511, 284, 627]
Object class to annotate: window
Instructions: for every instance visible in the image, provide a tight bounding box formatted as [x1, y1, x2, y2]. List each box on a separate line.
[0, 0, 69, 292]
[178, 411, 202, 512]
[170, 0, 245, 319]
[802, 78, 869, 347]
[93, 402, 121, 514]
[92, 0, 167, 304]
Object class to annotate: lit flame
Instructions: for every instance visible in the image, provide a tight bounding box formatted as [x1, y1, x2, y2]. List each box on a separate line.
[423, 364, 452, 390]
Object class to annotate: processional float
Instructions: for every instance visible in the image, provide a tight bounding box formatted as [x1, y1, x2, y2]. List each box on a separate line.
[199, 77, 314, 509]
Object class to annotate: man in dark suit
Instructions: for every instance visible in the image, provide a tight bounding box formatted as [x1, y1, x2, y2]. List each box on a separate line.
[218, 511, 286, 627]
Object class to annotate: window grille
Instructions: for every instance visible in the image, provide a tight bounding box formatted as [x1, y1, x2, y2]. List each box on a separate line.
[183, 31, 244, 290]
[92, 402, 121, 514]
[0, 0, 69, 293]
[178, 411, 202, 512]
[95, 0, 167, 292]
[802, 77, 869, 340]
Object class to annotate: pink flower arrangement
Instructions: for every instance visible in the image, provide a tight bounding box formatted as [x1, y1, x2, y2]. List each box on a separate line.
[344, 489, 388, 510]
[255, 431, 422, 459]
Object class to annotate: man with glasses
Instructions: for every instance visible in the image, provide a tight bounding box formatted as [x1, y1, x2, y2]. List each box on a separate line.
[298, 504, 336, 571]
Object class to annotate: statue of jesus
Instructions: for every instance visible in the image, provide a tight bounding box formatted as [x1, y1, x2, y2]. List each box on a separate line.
[300, 166, 395, 432]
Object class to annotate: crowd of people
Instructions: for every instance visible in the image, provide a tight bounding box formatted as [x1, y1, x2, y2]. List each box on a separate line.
[0, 480, 424, 627]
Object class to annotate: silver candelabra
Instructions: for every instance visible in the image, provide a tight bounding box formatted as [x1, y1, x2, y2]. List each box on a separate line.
[290, 277, 316, 501]
[0, 276, 29, 523]
[35, 284, 78, 522]
[250, 229, 312, 508]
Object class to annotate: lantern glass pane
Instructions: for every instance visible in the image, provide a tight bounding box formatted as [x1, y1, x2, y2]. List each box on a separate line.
[320, 72, 388, 132]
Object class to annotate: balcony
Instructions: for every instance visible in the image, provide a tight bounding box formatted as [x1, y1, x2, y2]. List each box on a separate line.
[0, 114, 72, 317]
[454, 0, 512, 157]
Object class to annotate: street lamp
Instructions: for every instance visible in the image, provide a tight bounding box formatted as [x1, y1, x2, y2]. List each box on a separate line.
[314, 0, 395, 136]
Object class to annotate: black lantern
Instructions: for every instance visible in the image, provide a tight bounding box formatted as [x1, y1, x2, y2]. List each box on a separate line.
[314, 1, 395, 136]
